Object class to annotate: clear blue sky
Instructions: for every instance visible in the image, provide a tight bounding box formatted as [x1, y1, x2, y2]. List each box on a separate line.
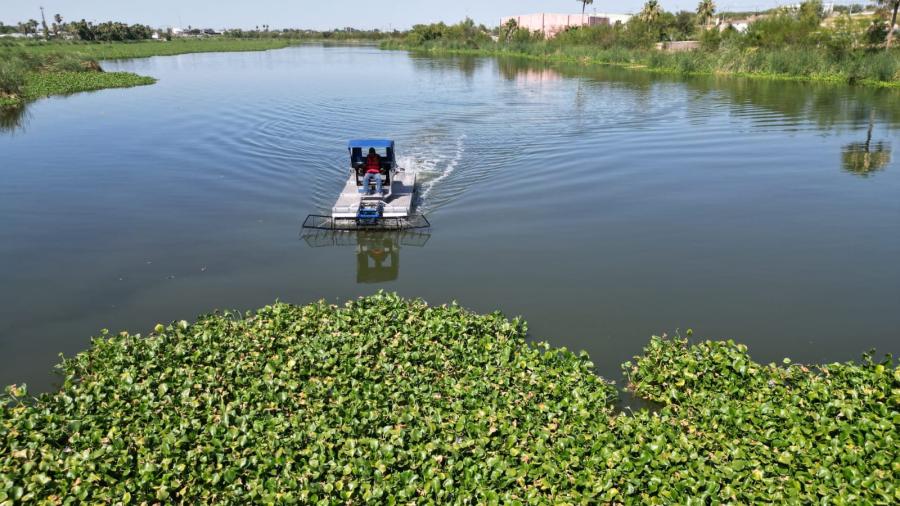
[3, 0, 789, 30]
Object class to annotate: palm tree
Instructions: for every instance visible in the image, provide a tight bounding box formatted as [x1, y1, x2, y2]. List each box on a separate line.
[878, 0, 899, 47]
[640, 0, 662, 24]
[579, 0, 594, 15]
[501, 18, 518, 43]
[23, 19, 40, 35]
[696, 0, 716, 29]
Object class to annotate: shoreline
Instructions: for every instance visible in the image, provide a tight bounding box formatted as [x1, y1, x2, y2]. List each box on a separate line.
[0, 39, 373, 111]
[6, 39, 895, 113]
[382, 43, 900, 89]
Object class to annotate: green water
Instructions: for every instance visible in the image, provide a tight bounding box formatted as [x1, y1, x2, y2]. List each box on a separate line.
[1, 45, 898, 391]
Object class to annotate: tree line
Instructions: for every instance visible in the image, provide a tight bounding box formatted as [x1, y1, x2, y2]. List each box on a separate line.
[0, 16, 394, 43]
[406, 0, 899, 51]
[0, 15, 154, 42]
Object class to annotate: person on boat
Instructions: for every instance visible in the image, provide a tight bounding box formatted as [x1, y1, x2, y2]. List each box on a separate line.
[360, 147, 383, 195]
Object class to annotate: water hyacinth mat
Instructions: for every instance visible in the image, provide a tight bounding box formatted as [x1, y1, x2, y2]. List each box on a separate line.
[2, 293, 897, 504]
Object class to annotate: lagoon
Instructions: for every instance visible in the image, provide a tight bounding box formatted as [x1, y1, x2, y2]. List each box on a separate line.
[1, 44, 898, 391]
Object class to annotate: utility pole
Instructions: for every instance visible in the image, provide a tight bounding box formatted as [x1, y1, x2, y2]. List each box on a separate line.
[39, 6, 50, 40]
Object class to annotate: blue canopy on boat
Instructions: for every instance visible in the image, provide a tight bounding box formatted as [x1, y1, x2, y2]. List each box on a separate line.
[348, 139, 394, 149]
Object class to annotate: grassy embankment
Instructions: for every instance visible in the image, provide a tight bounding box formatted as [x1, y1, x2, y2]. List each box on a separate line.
[2, 293, 896, 503]
[0, 39, 301, 109]
[382, 39, 900, 88]
[383, 8, 900, 88]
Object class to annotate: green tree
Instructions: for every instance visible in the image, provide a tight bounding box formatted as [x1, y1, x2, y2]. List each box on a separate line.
[53, 14, 63, 37]
[673, 11, 698, 39]
[70, 19, 96, 41]
[798, 0, 825, 23]
[696, 0, 716, 28]
[501, 18, 518, 43]
[641, 1, 663, 24]
[579, 0, 594, 15]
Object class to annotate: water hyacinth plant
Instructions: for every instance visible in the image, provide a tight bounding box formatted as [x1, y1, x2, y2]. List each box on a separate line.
[1, 293, 897, 503]
[0, 39, 302, 110]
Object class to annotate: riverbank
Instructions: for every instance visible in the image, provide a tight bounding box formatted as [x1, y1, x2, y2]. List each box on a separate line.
[2, 293, 895, 503]
[381, 42, 900, 88]
[9, 38, 304, 60]
[0, 39, 305, 109]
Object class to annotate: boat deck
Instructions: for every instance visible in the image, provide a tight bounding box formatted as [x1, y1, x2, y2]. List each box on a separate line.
[332, 171, 416, 218]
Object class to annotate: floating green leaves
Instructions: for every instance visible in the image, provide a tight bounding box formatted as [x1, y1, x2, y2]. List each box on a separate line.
[623, 336, 898, 503]
[1, 294, 897, 504]
[22, 71, 156, 101]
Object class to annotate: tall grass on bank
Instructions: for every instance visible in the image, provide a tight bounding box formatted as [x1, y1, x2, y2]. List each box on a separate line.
[5, 38, 302, 60]
[384, 8, 900, 88]
[382, 39, 900, 87]
[0, 59, 27, 106]
[0, 47, 155, 108]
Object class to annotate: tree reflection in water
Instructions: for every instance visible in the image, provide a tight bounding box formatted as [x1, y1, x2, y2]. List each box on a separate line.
[0, 105, 29, 134]
[842, 110, 892, 177]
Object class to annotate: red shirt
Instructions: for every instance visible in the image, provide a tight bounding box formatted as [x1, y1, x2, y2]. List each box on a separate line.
[365, 154, 381, 174]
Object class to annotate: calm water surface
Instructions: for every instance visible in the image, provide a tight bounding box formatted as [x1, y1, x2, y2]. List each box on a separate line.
[2, 45, 898, 392]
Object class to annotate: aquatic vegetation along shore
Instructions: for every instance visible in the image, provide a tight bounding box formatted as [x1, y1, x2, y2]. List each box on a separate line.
[383, 41, 900, 88]
[1, 293, 896, 503]
[0, 39, 304, 109]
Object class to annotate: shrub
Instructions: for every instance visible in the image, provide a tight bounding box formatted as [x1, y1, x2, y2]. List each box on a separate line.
[867, 50, 900, 82]
[699, 28, 724, 51]
[743, 10, 820, 48]
[0, 58, 26, 96]
[621, 19, 658, 49]
[553, 24, 620, 48]
[866, 20, 890, 46]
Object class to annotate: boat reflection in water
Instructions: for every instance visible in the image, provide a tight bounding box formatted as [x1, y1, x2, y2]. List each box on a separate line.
[302, 231, 430, 283]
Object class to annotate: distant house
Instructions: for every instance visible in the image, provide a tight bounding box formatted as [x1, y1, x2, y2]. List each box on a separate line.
[718, 16, 763, 33]
[500, 12, 633, 38]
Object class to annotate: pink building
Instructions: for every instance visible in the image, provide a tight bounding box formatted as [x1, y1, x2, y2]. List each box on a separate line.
[500, 12, 632, 38]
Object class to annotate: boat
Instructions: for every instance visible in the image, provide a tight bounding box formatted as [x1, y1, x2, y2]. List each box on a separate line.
[302, 139, 429, 231]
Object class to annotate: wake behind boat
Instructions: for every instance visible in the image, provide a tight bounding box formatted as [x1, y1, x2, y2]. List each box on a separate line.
[303, 139, 429, 231]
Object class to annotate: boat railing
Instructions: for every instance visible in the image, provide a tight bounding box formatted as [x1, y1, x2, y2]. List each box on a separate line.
[302, 214, 430, 231]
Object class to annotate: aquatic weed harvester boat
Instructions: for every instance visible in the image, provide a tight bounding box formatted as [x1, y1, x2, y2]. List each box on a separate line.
[302, 140, 430, 231]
